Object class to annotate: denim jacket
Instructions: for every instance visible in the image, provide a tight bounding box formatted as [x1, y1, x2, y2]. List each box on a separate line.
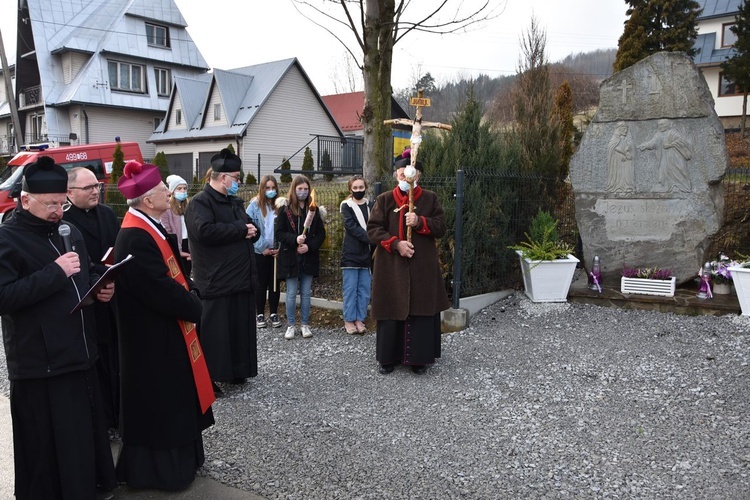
[246, 197, 276, 254]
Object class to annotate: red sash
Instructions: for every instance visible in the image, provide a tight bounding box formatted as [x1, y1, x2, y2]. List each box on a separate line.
[121, 210, 215, 414]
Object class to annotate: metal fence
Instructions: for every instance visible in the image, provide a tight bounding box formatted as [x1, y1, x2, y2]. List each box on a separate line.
[103, 171, 576, 301]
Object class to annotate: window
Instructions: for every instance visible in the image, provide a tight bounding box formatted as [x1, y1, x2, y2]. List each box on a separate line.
[214, 104, 221, 121]
[108, 61, 145, 93]
[723, 23, 738, 47]
[154, 117, 162, 130]
[175, 109, 182, 125]
[719, 72, 744, 97]
[146, 23, 170, 48]
[154, 67, 171, 96]
[31, 115, 44, 142]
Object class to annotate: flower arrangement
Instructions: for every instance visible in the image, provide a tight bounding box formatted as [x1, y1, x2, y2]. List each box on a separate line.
[708, 253, 739, 284]
[621, 266, 673, 280]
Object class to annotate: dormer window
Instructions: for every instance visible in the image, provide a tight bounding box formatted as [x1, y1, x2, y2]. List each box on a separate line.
[176, 109, 182, 125]
[214, 104, 221, 121]
[146, 22, 170, 48]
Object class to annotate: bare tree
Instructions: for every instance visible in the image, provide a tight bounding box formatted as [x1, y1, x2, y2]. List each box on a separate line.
[292, 0, 503, 185]
[332, 51, 363, 94]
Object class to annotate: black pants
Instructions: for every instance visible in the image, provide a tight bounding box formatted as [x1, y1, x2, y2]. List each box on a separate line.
[181, 239, 192, 278]
[255, 253, 280, 315]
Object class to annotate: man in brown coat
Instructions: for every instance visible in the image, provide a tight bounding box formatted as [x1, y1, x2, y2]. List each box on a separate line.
[367, 150, 450, 375]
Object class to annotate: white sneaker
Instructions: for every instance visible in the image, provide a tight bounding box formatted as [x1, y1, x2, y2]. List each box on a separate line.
[301, 325, 313, 338]
[256, 314, 267, 328]
[284, 325, 296, 340]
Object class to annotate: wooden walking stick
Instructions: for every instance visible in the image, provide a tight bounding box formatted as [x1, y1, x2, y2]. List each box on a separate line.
[384, 89, 452, 242]
[272, 243, 278, 292]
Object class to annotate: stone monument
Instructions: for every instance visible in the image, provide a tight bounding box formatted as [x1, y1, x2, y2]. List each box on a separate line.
[569, 52, 728, 284]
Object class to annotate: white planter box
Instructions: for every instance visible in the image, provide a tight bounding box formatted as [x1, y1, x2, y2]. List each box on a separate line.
[728, 266, 750, 315]
[620, 277, 676, 297]
[516, 251, 579, 303]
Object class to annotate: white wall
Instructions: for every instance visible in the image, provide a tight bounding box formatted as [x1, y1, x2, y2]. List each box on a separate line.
[242, 65, 340, 179]
[83, 106, 164, 159]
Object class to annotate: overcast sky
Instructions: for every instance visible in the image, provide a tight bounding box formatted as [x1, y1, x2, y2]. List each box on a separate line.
[0, 0, 628, 95]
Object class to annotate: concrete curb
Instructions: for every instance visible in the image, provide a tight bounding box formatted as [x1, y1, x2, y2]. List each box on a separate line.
[283, 289, 515, 330]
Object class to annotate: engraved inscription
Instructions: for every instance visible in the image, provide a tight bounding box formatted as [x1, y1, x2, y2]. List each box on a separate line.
[595, 199, 684, 241]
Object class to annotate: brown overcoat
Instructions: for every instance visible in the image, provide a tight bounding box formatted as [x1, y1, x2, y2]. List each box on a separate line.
[367, 186, 450, 321]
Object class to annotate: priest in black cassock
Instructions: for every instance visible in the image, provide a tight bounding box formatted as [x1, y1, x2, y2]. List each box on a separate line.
[64, 166, 121, 432]
[0, 156, 116, 499]
[114, 161, 215, 491]
[185, 149, 260, 387]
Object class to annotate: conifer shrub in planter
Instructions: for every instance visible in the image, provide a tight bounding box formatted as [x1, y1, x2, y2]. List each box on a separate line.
[509, 210, 579, 302]
[728, 255, 750, 315]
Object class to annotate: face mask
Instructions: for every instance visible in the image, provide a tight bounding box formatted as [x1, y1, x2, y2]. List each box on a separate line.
[352, 191, 366, 200]
[227, 180, 239, 196]
[174, 192, 188, 202]
[296, 190, 309, 201]
[398, 180, 410, 192]
[265, 190, 277, 199]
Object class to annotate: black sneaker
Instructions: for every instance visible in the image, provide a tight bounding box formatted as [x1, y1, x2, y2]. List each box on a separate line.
[269, 313, 282, 328]
[256, 314, 267, 328]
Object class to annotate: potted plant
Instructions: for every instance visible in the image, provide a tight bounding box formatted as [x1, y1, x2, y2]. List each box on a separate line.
[728, 252, 750, 314]
[708, 253, 737, 295]
[621, 266, 676, 297]
[509, 209, 579, 302]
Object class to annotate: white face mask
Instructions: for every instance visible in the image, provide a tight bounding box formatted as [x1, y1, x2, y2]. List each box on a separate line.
[398, 180, 417, 192]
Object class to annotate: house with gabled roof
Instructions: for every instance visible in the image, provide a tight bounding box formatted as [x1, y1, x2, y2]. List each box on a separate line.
[148, 58, 345, 182]
[693, 0, 744, 128]
[0, 0, 209, 159]
[321, 90, 412, 163]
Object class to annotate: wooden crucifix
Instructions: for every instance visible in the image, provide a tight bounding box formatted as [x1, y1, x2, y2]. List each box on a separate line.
[384, 88, 452, 242]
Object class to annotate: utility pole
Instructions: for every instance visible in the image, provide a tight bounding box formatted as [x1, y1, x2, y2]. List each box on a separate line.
[0, 27, 24, 151]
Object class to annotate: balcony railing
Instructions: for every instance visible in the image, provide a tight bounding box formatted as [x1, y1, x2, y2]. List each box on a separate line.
[19, 85, 43, 109]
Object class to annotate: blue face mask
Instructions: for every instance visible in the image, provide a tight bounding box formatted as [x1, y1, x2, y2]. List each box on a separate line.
[265, 189, 277, 199]
[227, 180, 239, 196]
[174, 192, 188, 202]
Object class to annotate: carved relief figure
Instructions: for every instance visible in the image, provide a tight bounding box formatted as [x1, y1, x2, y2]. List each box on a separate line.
[606, 122, 635, 194]
[638, 119, 692, 192]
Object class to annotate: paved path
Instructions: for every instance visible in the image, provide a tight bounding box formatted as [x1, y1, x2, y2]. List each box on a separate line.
[0, 394, 264, 500]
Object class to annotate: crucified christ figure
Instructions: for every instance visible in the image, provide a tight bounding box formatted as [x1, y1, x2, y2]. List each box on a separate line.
[383, 89, 452, 241]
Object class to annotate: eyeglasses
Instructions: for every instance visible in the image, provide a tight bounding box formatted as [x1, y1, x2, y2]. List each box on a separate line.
[28, 194, 72, 212]
[69, 182, 103, 193]
[225, 173, 241, 181]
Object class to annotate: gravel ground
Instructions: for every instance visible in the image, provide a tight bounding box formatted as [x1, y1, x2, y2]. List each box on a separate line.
[2, 294, 750, 499]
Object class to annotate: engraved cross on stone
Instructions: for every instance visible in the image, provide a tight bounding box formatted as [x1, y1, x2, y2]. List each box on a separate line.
[618, 79, 632, 104]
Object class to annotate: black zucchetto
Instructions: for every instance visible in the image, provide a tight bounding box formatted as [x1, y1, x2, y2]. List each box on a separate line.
[21, 156, 68, 193]
[210, 148, 242, 172]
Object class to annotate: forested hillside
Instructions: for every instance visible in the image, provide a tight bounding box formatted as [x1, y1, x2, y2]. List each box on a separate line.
[394, 48, 616, 124]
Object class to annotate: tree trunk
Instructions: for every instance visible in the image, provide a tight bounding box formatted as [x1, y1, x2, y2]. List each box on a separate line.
[743, 92, 748, 138]
[361, 0, 395, 188]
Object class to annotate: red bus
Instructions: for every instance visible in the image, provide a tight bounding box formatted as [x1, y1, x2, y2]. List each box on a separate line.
[0, 141, 143, 222]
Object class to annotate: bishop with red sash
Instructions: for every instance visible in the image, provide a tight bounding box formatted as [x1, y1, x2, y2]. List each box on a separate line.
[113, 161, 215, 491]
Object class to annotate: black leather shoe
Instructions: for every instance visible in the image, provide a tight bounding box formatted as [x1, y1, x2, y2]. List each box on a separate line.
[411, 365, 427, 374]
[230, 378, 246, 384]
[212, 381, 224, 397]
[378, 363, 395, 374]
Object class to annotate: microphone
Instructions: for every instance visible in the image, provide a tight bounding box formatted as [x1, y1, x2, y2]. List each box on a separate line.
[58, 223, 73, 253]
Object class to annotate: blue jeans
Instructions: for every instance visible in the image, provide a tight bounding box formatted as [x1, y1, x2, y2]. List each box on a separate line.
[342, 268, 371, 322]
[286, 273, 313, 325]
